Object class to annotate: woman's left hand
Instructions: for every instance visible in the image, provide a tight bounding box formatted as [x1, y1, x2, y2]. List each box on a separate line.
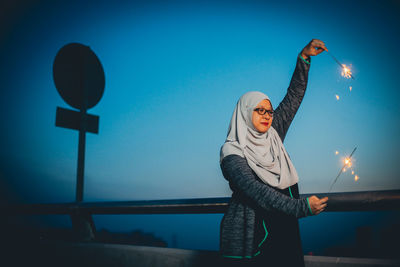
[301, 39, 328, 59]
[308, 195, 328, 215]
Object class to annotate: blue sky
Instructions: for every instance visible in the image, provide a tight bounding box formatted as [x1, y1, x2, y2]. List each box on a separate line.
[1, 0, 399, 252]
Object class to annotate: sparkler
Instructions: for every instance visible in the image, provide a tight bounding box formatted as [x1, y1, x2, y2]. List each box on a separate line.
[329, 146, 357, 192]
[341, 65, 353, 79]
[327, 51, 355, 80]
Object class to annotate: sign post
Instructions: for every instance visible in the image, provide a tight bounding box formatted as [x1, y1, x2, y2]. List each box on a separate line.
[53, 43, 105, 203]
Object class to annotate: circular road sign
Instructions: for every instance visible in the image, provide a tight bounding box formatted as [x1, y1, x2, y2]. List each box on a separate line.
[53, 43, 105, 110]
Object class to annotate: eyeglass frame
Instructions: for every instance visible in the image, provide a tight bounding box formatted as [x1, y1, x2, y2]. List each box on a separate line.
[254, 107, 274, 117]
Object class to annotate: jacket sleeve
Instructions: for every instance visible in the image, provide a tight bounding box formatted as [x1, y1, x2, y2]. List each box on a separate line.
[272, 55, 311, 142]
[221, 154, 312, 218]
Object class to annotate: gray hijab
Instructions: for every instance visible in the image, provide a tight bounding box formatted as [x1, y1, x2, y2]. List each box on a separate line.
[220, 91, 299, 189]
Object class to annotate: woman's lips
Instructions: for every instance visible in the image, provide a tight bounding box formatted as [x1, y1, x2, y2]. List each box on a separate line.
[261, 122, 269, 126]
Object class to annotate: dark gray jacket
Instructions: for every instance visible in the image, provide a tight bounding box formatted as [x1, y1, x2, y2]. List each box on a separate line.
[220, 56, 313, 258]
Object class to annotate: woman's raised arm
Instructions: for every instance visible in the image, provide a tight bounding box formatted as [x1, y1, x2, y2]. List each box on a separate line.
[272, 39, 327, 142]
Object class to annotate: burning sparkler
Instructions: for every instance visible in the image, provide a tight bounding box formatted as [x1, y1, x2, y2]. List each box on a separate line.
[335, 94, 340, 100]
[327, 51, 355, 80]
[329, 146, 357, 192]
[341, 64, 353, 79]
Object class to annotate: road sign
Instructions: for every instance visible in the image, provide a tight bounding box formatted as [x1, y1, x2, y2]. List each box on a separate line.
[53, 43, 105, 202]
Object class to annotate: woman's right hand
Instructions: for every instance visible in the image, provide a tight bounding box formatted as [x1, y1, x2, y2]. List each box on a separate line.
[308, 196, 328, 215]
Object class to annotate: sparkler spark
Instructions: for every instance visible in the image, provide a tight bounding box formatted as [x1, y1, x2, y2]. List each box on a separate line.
[341, 64, 353, 79]
[329, 147, 357, 192]
[351, 170, 354, 175]
[349, 86, 352, 91]
[335, 151, 339, 155]
[354, 175, 359, 181]
[344, 157, 352, 168]
[327, 51, 355, 79]
[336, 94, 340, 100]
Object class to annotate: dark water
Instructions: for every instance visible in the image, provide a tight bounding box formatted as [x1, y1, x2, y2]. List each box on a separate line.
[4, 211, 399, 259]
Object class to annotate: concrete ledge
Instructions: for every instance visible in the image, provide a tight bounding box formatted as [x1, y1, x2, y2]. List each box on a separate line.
[4, 242, 400, 267]
[47, 242, 219, 267]
[304, 255, 400, 267]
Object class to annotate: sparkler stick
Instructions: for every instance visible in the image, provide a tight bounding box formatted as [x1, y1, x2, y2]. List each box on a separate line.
[326, 51, 355, 80]
[329, 146, 357, 192]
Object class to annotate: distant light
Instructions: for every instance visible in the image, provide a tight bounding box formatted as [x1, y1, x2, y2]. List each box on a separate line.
[336, 94, 340, 100]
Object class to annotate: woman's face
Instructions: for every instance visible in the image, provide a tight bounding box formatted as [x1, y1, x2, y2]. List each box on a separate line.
[252, 99, 273, 133]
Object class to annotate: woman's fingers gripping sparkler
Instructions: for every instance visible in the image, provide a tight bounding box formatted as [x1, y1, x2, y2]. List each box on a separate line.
[301, 39, 328, 58]
[308, 196, 329, 215]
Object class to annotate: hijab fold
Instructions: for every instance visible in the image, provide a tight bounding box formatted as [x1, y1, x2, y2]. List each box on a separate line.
[220, 91, 299, 189]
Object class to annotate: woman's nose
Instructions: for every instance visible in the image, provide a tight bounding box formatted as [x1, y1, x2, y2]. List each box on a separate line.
[263, 113, 272, 119]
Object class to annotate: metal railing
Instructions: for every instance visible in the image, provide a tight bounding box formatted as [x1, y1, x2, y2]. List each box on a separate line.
[2, 189, 400, 241]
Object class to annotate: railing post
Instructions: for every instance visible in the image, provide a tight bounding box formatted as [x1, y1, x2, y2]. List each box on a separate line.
[70, 210, 96, 242]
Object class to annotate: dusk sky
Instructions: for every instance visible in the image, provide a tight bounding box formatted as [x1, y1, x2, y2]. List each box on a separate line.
[1, 0, 399, 252]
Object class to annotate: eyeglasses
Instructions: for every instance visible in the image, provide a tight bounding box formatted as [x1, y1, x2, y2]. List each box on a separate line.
[254, 108, 274, 116]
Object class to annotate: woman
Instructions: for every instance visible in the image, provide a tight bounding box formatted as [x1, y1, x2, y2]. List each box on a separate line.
[219, 39, 329, 267]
